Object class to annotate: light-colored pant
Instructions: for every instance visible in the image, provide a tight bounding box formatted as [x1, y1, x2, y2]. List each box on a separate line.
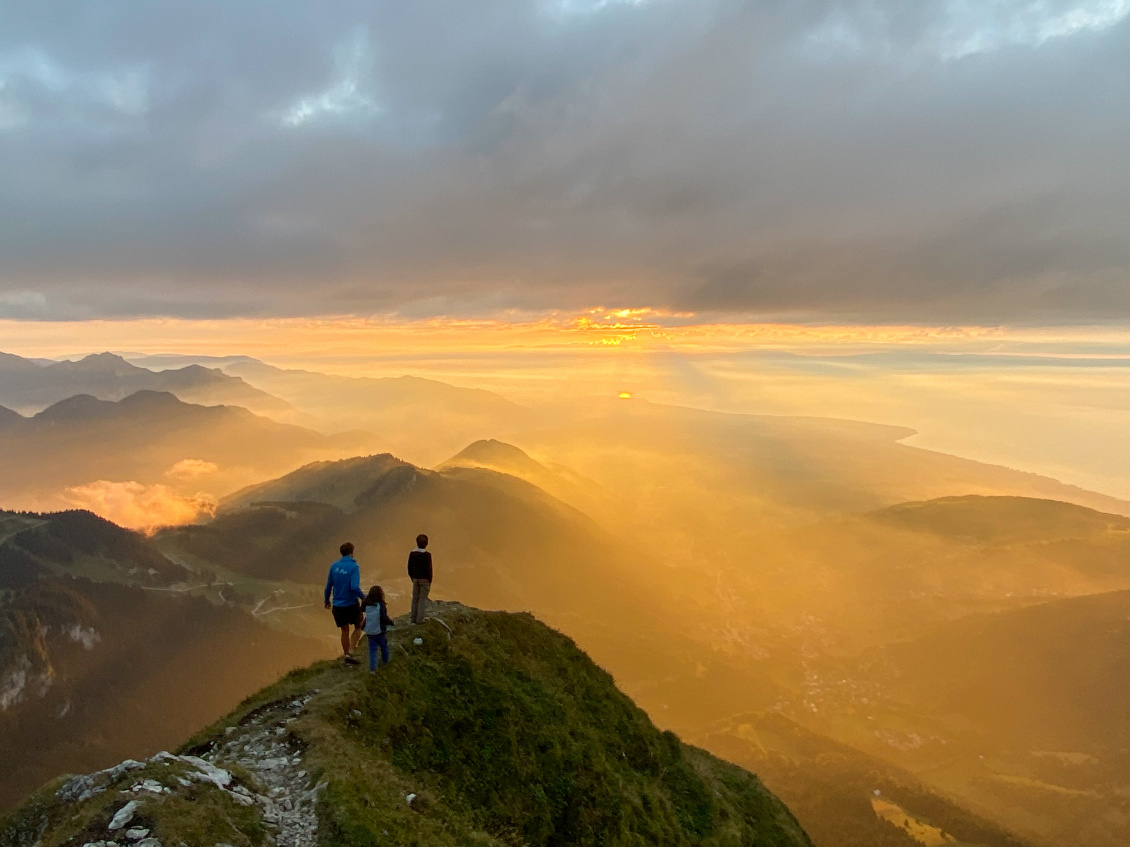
[411, 578, 431, 623]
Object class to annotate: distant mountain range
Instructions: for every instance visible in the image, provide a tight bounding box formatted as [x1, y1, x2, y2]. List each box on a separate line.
[27, 350, 1130, 519]
[0, 352, 289, 416]
[0, 390, 381, 514]
[128, 353, 534, 466]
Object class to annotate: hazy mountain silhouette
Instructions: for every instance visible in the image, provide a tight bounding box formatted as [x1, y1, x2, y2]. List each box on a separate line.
[870, 494, 1130, 544]
[0, 351, 290, 416]
[125, 355, 534, 466]
[441, 438, 552, 476]
[125, 357, 1130, 518]
[0, 391, 380, 512]
[438, 438, 603, 515]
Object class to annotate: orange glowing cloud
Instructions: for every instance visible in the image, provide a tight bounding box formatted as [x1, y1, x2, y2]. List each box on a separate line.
[64, 480, 218, 534]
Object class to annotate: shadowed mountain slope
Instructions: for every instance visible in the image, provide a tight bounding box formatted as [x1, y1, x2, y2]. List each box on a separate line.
[0, 511, 328, 811]
[0, 405, 19, 430]
[2, 604, 814, 847]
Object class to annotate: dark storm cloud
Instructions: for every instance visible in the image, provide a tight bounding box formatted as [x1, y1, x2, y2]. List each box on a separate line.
[0, 0, 1128, 321]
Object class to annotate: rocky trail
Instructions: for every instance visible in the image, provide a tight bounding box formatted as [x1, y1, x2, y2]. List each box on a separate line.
[45, 692, 327, 847]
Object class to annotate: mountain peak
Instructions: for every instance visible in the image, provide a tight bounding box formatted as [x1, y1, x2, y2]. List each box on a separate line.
[441, 438, 547, 474]
[33, 390, 192, 423]
[118, 389, 192, 409]
[221, 452, 410, 514]
[32, 393, 107, 422]
[53, 353, 140, 376]
[0, 351, 43, 373]
[1, 603, 813, 847]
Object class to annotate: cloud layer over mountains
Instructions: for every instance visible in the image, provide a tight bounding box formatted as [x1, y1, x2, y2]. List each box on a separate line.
[1, 0, 1128, 321]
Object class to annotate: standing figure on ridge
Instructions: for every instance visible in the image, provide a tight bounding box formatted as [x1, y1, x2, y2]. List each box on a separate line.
[325, 541, 365, 665]
[408, 534, 433, 624]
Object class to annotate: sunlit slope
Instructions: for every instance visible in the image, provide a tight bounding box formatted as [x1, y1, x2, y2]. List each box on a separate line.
[848, 589, 1130, 847]
[0, 351, 290, 416]
[697, 712, 1037, 847]
[0, 511, 327, 811]
[0, 391, 381, 511]
[2, 605, 815, 847]
[877, 589, 1130, 751]
[871, 495, 1130, 543]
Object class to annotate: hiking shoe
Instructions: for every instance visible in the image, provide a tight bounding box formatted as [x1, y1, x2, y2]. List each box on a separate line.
[343, 654, 360, 666]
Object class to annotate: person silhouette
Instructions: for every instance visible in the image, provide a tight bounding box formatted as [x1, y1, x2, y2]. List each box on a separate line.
[407, 534, 433, 624]
[324, 541, 365, 665]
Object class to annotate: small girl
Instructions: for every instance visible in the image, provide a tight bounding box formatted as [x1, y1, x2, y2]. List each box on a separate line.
[361, 585, 394, 672]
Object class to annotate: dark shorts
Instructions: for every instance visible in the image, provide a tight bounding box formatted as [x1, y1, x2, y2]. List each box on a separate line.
[332, 602, 362, 628]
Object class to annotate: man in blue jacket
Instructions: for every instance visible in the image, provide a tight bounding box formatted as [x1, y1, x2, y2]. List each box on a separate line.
[324, 541, 365, 665]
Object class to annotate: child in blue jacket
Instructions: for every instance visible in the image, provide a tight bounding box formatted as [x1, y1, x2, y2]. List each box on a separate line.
[361, 585, 394, 672]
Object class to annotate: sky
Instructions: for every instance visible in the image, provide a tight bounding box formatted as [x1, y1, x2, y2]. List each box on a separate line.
[0, 0, 1128, 323]
[2, 1, 1130, 497]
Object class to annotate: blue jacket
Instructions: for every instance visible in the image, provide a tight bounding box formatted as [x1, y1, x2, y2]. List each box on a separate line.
[325, 556, 364, 607]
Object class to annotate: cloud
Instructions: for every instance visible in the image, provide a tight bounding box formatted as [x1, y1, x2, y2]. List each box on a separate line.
[64, 480, 217, 533]
[278, 26, 382, 127]
[0, 1, 1127, 323]
[165, 458, 220, 480]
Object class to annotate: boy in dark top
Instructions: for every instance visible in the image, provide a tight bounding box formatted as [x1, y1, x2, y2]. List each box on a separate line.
[324, 541, 365, 665]
[407, 533, 432, 624]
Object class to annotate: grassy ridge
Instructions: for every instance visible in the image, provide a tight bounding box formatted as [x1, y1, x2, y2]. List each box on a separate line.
[3, 603, 814, 846]
[184, 603, 813, 846]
